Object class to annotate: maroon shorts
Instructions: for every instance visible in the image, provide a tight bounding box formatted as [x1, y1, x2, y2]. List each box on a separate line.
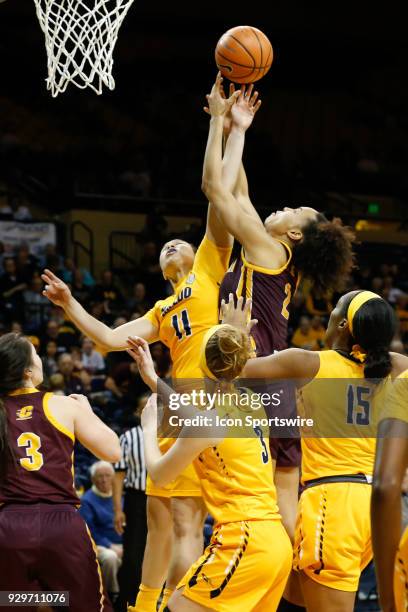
[0, 502, 112, 612]
[269, 437, 301, 468]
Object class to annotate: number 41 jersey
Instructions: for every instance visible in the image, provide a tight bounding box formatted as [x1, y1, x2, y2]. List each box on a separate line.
[143, 236, 232, 380]
[0, 389, 79, 505]
[219, 241, 299, 356]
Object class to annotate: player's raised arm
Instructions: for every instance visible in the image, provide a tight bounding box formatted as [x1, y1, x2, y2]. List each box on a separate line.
[41, 269, 159, 351]
[201, 74, 273, 256]
[221, 83, 264, 223]
[141, 394, 218, 488]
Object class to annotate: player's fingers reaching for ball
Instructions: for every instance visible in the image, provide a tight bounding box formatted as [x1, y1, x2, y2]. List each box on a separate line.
[236, 295, 244, 311]
[229, 83, 235, 96]
[141, 394, 158, 431]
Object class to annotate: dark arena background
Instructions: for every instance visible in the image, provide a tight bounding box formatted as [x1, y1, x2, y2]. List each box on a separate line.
[0, 2, 407, 611]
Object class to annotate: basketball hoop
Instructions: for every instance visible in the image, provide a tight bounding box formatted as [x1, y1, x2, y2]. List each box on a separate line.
[33, 0, 136, 97]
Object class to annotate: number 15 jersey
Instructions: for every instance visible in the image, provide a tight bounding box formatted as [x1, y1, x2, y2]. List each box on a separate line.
[143, 236, 232, 380]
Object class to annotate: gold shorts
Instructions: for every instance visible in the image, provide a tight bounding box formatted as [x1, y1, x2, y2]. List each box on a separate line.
[293, 482, 372, 591]
[145, 437, 201, 498]
[177, 519, 292, 611]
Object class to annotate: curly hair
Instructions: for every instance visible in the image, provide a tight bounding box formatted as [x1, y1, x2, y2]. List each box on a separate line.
[205, 326, 252, 381]
[292, 215, 356, 296]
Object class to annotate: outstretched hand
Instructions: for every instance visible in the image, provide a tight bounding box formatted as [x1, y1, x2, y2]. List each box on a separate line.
[230, 84, 262, 132]
[126, 336, 158, 392]
[204, 72, 240, 118]
[41, 269, 72, 308]
[220, 294, 258, 335]
[140, 394, 159, 433]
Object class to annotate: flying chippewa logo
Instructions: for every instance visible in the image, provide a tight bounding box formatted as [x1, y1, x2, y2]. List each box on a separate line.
[16, 405, 34, 421]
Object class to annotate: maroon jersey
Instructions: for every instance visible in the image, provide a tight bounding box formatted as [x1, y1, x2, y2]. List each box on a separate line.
[219, 242, 299, 355]
[0, 389, 79, 505]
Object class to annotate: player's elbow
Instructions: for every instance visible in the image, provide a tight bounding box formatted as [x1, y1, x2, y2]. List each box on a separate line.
[201, 177, 221, 199]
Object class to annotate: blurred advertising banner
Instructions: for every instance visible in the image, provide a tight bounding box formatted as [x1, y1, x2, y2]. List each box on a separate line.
[0, 221, 56, 256]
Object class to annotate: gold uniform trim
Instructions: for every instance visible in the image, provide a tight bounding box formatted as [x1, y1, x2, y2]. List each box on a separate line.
[241, 239, 292, 276]
[43, 392, 75, 442]
[9, 387, 39, 396]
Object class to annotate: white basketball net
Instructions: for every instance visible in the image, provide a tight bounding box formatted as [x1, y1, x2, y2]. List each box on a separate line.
[33, 0, 136, 97]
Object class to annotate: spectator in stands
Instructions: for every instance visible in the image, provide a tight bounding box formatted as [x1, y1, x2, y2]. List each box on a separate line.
[24, 276, 51, 332]
[291, 316, 319, 350]
[41, 340, 59, 382]
[81, 337, 106, 374]
[41, 319, 69, 354]
[305, 288, 333, 317]
[126, 282, 151, 315]
[15, 244, 38, 283]
[14, 204, 32, 222]
[310, 315, 327, 349]
[136, 241, 167, 300]
[40, 243, 63, 270]
[48, 372, 65, 394]
[382, 275, 404, 305]
[0, 242, 4, 269]
[105, 361, 145, 407]
[396, 294, 408, 335]
[113, 397, 148, 611]
[61, 257, 95, 288]
[57, 352, 85, 395]
[71, 269, 93, 304]
[80, 461, 123, 605]
[371, 276, 383, 293]
[91, 270, 124, 314]
[0, 257, 27, 323]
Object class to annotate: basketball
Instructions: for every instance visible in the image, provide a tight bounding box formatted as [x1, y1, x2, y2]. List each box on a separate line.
[215, 26, 273, 84]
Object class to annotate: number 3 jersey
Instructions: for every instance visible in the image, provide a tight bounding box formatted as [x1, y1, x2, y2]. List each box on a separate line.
[298, 350, 384, 483]
[143, 236, 232, 379]
[219, 241, 299, 356]
[193, 395, 280, 525]
[0, 388, 79, 505]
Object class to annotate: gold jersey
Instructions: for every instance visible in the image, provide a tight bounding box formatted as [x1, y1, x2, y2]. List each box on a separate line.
[379, 369, 408, 424]
[193, 395, 280, 525]
[298, 350, 385, 482]
[144, 236, 232, 380]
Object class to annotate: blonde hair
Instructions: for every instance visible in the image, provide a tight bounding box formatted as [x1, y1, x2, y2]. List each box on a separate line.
[205, 325, 252, 381]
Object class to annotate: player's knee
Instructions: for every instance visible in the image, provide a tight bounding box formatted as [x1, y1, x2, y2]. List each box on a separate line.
[171, 498, 204, 539]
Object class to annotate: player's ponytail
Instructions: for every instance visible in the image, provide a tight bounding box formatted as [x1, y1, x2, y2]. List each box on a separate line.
[292, 215, 356, 296]
[343, 293, 396, 381]
[205, 325, 252, 381]
[0, 333, 33, 481]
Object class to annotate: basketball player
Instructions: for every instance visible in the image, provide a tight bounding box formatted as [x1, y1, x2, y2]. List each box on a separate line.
[40, 84, 256, 612]
[0, 332, 121, 612]
[202, 73, 356, 554]
[371, 370, 408, 612]
[222, 290, 408, 611]
[126, 325, 292, 612]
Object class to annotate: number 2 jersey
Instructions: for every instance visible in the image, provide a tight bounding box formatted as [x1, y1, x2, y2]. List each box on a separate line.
[219, 241, 299, 356]
[143, 235, 232, 379]
[0, 388, 79, 505]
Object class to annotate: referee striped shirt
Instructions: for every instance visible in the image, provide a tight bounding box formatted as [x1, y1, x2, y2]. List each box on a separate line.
[114, 426, 146, 491]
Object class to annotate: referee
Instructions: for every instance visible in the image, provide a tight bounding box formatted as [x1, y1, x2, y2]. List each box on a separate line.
[113, 418, 147, 612]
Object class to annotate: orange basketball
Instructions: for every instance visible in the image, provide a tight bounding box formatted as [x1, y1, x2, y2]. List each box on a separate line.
[215, 26, 273, 84]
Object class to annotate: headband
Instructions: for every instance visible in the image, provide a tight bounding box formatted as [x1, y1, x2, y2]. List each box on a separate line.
[200, 324, 233, 380]
[347, 291, 383, 336]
